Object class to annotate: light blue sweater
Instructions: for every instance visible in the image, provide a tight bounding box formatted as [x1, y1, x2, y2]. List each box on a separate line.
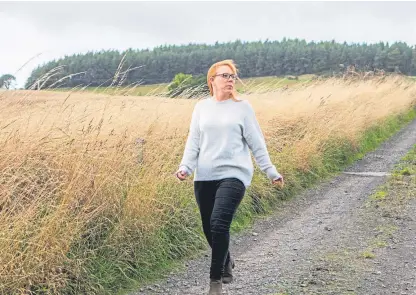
[179, 96, 282, 187]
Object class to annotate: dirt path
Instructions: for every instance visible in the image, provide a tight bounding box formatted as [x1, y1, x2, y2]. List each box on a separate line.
[134, 119, 416, 295]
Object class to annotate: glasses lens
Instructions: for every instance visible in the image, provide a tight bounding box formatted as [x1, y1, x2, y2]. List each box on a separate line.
[223, 73, 237, 80]
[216, 73, 237, 80]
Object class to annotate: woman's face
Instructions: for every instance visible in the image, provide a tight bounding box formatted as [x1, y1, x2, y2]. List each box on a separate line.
[210, 65, 237, 96]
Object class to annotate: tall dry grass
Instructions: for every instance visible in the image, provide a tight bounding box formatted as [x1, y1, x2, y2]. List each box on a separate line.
[0, 76, 415, 294]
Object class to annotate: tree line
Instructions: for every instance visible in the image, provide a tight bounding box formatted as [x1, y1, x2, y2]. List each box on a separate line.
[25, 38, 416, 89]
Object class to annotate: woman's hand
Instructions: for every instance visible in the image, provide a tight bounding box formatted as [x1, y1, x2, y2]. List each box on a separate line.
[272, 176, 284, 188]
[175, 169, 188, 181]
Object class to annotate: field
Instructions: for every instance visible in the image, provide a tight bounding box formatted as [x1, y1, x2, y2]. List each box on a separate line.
[49, 74, 315, 97]
[0, 75, 415, 294]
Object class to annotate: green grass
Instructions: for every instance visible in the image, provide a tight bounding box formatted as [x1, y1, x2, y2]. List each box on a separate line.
[360, 251, 376, 259]
[236, 74, 314, 93]
[370, 190, 387, 201]
[50, 82, 170, 96]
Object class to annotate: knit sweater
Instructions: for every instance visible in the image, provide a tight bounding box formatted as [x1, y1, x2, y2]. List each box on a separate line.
[178, 96, 282, 187]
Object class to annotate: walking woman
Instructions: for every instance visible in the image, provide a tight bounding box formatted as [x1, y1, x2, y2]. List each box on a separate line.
[175, 60, 284, 295]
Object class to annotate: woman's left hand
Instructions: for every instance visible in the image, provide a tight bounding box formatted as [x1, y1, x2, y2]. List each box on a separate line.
[272, 176, 284, 188]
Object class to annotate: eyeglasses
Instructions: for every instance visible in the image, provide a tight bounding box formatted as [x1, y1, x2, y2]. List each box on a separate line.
[213, 73, 238, 81]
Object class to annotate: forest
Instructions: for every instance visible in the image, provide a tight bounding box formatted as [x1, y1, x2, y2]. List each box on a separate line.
[25, 38, 416, 89]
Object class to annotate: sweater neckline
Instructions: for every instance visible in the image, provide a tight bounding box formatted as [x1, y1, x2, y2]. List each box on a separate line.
[211, 96, 233, 104]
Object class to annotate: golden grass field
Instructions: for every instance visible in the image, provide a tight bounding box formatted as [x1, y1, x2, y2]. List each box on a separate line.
[0, 75, 415, 294]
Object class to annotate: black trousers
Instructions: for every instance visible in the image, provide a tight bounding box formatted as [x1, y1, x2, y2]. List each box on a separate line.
[194, 178, 246, 280]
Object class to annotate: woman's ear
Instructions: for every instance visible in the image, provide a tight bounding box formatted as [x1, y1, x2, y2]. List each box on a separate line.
[209, 77, 214, 89]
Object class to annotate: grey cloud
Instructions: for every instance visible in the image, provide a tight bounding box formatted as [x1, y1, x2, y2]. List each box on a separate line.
[2, 1, 415, 45]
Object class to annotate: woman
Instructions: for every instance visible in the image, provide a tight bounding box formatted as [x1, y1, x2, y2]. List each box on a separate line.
[175, 59, 284, 295]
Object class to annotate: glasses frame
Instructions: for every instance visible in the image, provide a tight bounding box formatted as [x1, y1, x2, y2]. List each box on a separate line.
[213, 73, 238, 81]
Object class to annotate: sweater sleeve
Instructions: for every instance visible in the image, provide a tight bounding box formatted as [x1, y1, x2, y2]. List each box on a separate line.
[178, 103, 200, 175]
[242, 102, 282, 181]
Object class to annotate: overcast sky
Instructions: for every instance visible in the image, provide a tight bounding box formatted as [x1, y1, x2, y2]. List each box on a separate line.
[1, 1, 416, 88]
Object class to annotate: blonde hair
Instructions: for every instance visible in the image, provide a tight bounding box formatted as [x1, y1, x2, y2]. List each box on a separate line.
[207, 59, 242, 102]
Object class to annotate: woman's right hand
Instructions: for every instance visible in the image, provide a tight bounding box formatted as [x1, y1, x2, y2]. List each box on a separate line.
[175, 169, 188, 181]
[272, 176, 284, 189]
